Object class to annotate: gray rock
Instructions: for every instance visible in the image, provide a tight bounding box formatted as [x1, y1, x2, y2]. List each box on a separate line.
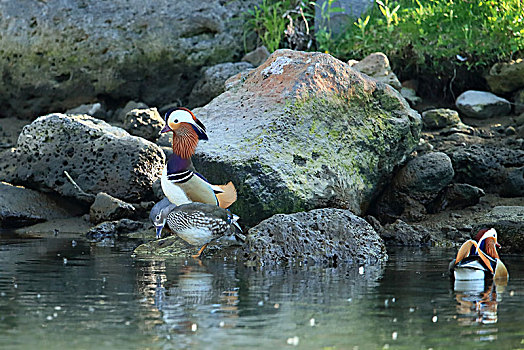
[0, 182, 83, 228]
[486, 59, 524, 94]
[86, 218, 150, 241]
[380, 220, 432, 246]
[122, 108, 164, 142]
[400, 87, 422, 105]
[394, 152, 454, 198]
[450, 144, 524, 191]
[89, 192, 136, 224]
[427, 183, 485, 213]
[188, 62, 254, 108]
[242, 46, 271, 67]
[3, 114, 165, 202]
[421, 108, 461, 130]
[242, 208, 387, 266]
[66, 103, 106, 119]
[351, 52, 402, 90]
[193, 49, 421, 226]
[455, 90, 511, 119]
[116, 101, 149, 123]
[514, 89, 524, 115]
[315, 0, 374, 35]
[500, 167, 524, 197]
[0, 0, 257, 119]
[473, 206, 524, 253]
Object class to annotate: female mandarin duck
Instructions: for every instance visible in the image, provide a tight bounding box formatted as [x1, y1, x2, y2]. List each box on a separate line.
[152, 201, 244, 258]
[449, 228, 509, 281]
[160, 107, 237, 208]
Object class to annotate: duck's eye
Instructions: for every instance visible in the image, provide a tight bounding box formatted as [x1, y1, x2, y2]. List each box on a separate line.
[174, 119, 178, 123]
[156, 215, 161, 221]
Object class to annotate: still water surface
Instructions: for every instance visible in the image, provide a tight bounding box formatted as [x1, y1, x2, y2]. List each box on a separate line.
[1, 233, 523, 349]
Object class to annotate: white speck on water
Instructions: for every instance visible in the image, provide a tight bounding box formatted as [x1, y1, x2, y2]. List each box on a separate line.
[219, 321, 225, 327]
[37, 294, 41, 298]
[409, 307, 415, 313]
[88, 306, 95, 312]
[191, 323, 198, 332]
[391, 298, 396, 303]
[384, 299, 389, 307]
[0, 292, 5, 297]
[274, 303, 280, 309]
[309, 318, 315, 326]
[432, 315, 438, 323]
[63, 258, 68, 265]
[510, 290, 515, 296]
[57, 253, 61, 257]
[71, 240, 77, 247]
[125, 321, 130, 326]
[383, 344, 390, 349]
[46, 315, 53, 321]
[392, 318, 397, 323]
[102, 277, 106, 283]
[359, 266, 364, 275]
[53, 312, 58, 318]
[347, 298, 352, 302]
[286, 336, 299, 346]
[54, 306, 62, 311]
[392, 332, 398, 340]
[258, 301, 264, 306]
[13, 283, 18, 289]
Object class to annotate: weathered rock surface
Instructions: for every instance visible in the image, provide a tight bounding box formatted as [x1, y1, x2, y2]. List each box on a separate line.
[0, 182, 82, 228]
[455, 90, 511, 119]
[242, 208, 387, 266]
[188, 62, 254, 108]
[242, 46, 270, 67]
[514, 89, 524, 115]
[193, 49, 421, 225]
[449, 144, 524, 191]
[380, 220, 432, 246]
[473, 206, 524, 253]
[0, 0, 256, 119]
[486, 58, 524, 94]
[421, 108, 461, 130]
[1, 114, 164, 202]
[427, 183, 485, 213]
[500, 167, 524, 198]
[122, 108, 164, 142]
[89, 192, 136, 224]
[350, 52, 402, 90]
[86, 218, 150, 241]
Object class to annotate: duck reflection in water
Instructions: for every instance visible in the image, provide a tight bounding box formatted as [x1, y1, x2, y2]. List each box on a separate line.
[453, 279, 507, 326]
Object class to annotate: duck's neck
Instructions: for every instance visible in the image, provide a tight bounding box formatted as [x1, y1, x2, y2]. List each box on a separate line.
[172, 124, 199, 159]
[166, 153, 192, 174]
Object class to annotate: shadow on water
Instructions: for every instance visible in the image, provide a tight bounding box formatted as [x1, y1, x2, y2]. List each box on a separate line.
[1, 235, 524, 349]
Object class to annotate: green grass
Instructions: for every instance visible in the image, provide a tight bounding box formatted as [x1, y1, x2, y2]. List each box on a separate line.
[244, 0, 524, 98]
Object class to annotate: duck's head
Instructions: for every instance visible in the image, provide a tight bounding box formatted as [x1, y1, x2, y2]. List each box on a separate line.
[151, 202, 178, 239]
[161, 107, 208, 140]
[475, 228, 501, 259]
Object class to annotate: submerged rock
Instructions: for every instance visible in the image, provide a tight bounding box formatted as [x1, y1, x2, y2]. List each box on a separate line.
[455, 90, 511, 119]
[242, 208, 387, 266]
[0, 182, 83, 228]
[0, 0, 257, 119]
[2, 114, 164, 202]
[193, 49, 421, 225]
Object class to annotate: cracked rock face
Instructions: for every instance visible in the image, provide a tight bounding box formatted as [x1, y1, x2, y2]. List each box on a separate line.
[0, 0, 257, 119]
[2, 114, 164, 202]
[242, 208, 387, 266]
[192, 49, 421, 226]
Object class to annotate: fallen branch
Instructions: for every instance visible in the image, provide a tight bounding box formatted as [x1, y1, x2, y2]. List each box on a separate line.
[64, 170, 96, 202]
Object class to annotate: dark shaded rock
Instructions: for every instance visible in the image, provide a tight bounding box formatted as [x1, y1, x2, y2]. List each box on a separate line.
[427, 183, 485, 213]
[0, 182, 83, 228]
[2, 114, 165, 202]
[242, 208, 387, 266]
[500, 167, 524, 197]
[86, 218, 150, 241]
[242, 46, 270, 67]
[370, 190, 427, 223]
[514, 89, 524, 115]
[0, 0, 257, 119]
[455, 90, 511, 119]
[188, 62, 254, 107]
[89, 192, 136, 224]
[449, 144, 524, 191]
[394, 152, 454, 200]
[421, 108, 461, 130]
[122, 108, 164, 142]
[472, 206, 524, 253]
[193, 49, 421, 226]
[380, 220, 432, 246]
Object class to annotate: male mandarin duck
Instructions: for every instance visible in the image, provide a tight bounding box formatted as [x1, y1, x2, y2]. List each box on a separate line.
[449, 228, 509, 281]
[152, 201, 244, 258]
[160, 107, 237, 209]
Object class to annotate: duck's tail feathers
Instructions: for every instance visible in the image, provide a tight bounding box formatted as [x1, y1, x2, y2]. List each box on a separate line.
[494, 259, 509, 280]
[455, 240, 477, 264]
[216, 182, 237, 209]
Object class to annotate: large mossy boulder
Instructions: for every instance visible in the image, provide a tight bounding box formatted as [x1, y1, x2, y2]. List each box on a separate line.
[1, 114, 164, 202]
[0, 0, 256, 119]
[193, 50, 421, 225]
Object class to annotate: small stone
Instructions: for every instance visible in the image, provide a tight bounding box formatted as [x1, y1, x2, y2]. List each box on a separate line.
[505, 126, 517, 136]
[89, 192, 136, 224]
[456, 90, 511, 119]
[122, 108, 164, 142]
[242, 46, 270, 67]
[422, 108, 461, 130]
